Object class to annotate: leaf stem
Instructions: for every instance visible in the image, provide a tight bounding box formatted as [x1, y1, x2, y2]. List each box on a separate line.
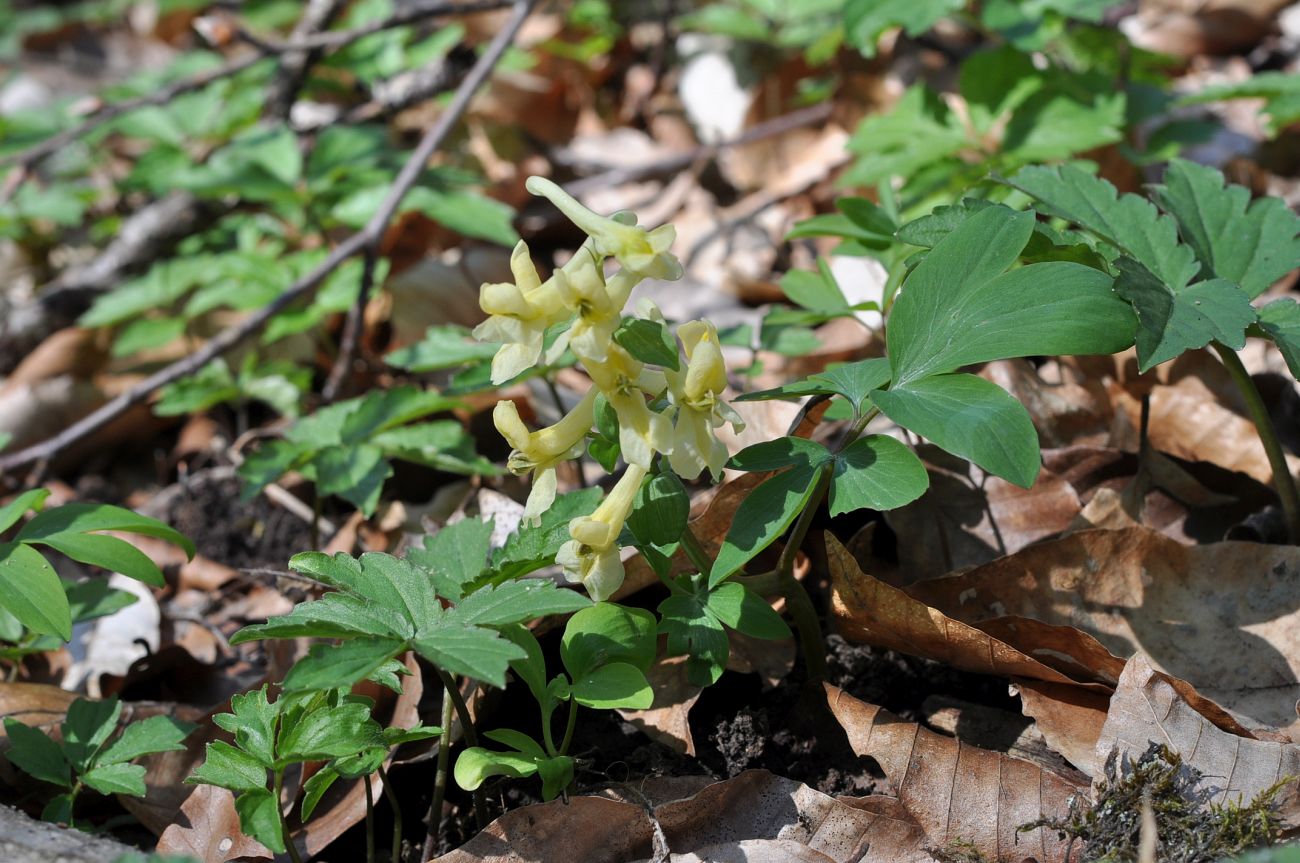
[420, 684, 456, 863]
[558, 697, 579, 756]
[276, 769, 304, 863]
[434, 669, 486, 829]
[679, 526, 712, 574]
[1213, 342, 1300, 543]
[378, 765, 402, 863]
[364, 773, 376, 863]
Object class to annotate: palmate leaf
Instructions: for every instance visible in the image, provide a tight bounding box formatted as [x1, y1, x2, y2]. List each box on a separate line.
[1152, 158, 1300, 299]
[1000, 163, 1254, 372]
[408, 516, 494, 600]
[411, 620, 526, 688]
[830, 435, 929, 515]
[1257, 299, 1300, 379]
[884, 204, 1135, 387]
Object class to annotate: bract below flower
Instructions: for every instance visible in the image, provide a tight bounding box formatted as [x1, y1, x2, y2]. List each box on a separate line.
[556, 464, 647, 600]
[525, 176, 684, 281]
[493, 388, 597, 523]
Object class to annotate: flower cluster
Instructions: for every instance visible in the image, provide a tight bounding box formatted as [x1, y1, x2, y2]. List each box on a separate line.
[475, 177, 743, 601]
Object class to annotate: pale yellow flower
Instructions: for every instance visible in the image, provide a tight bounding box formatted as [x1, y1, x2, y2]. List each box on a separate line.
[585, 346, 672, 469]
[525, 176, 683, 281]
[667, 320, 744, 480]
[556, 464, 647, 600]
[473, 241, 569, 384]
[493, 387, 597, 523]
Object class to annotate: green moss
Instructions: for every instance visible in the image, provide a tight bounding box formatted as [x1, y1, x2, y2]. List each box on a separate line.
[1021, 742, 1289, 863]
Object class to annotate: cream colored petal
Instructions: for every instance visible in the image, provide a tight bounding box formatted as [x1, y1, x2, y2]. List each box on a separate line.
[523, 467, 558, 526]
[582, 547, 625, 602]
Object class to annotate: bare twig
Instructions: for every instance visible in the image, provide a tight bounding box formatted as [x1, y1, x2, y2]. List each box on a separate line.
[321, 3, 523, 402]
[0, 0, 512, 175]
[265, 0, 345, 119]
[0, 0, 536, 481]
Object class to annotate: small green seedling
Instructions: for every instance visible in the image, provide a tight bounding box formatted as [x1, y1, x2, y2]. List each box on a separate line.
[237, 385, 498, 519]
[0, 489, 195, 641]
[188, 685, 438, 858]
[455, 604, 657, 801]
[4, 695, 194, 825]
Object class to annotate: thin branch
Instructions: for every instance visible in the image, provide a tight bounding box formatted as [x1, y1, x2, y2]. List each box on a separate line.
[0, 0, 512, 174]
[265, 0, 346, 120]
[321, 3, 527, 402]
[0, 0, 536, 481]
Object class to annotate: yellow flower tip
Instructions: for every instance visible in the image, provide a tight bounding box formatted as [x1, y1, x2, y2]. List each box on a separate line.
[492, 400, 532, 451]
[509, 240, 542, 292]
[479, 281, 530, 317]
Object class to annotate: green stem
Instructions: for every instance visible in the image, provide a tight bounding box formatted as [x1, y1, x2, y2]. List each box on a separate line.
[558, 697, 579, 756]
[420, 686, 456, 863]
[275, 769, 303, 863]
[1213, 342, 1300, 543]
[364, 773, 376, 863]
[434, 669, 486, 830]
[540, 699, 558, 758]
[679, 526, 713, 574]
[378, 765, 402, 863]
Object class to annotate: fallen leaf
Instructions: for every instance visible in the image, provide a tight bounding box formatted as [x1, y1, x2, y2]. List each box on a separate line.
[431, 796, 655, 863]
[1096, 654, 1300, 823]
[905, 527, 1290, 737]
[1014, 680, 1112, 777]
[826, 534, 1105, 689]
[826, 684, 1086, 863]
[618, 655, 701, 756]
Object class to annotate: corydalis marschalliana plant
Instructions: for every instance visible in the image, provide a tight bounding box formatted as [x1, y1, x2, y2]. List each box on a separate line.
[476, 177, 743, 600]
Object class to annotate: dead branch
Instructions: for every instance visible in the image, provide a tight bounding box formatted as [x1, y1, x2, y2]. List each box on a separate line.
[0, 0, 537, 482]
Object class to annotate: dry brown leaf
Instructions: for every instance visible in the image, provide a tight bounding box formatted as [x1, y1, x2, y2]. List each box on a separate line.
[618, 655, 701, 756]
[921, 694, 1086, 782]
[904, 527, 1298, 737]
[431, 796, 655, 862]
[983, 358, 1115, 448]
[156, 784, 274, 860]
[827, 534, 1102, 689]
[826, 684, 1086, 863]
[1097, 654, 1300, 822]
[1014, 680, 1112, 777]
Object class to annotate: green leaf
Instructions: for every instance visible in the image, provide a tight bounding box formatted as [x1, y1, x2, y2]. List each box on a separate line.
[1114, 259, 1255, 371]
[98, 715, 194, 765]
[1178, 70, 1300, 136]
[402, 187, 519, 246]
[452, 581, 591, 627]
[571, 662, 653, 709]
[614, 318, 680, 371]
[384, 325, 498, 372]
[706, 582, 791, 641]
[501, 625, 549, 706]
[408, 517, 494, 600]
[310, 444, 391, 517]
[728, 437, 830, 473]
[560, 604, 657, 682]
[490, 488, 603, 582]
[372, 421, 498, 477]
[232, 593, 403, 644]
[411, 621, 525, 688]
[288, 552, 429, 636]
[282, 638, 406, 692]
[710, 462, 825, 585]
[1152, 158, 1300, 299]
[187, 741, 267, 794]
[301, 766, 339, 821]
[844, 0, 965, 57]
[278, 701, 381, 762]
[1001, 163, 1199, 292]
[844, 85, 967, 186]
[18, 503, 194, 559]
[872, 374, 1041, 488]
[2, 719, 70, 787]
[235, 788, 286, 854]
[212, 688, 278, 768]
[1257, 299, 1300, 379]
[28, 532, 167, 588]
[830, 435, 929, 515]
[0, 542, 71, 639]
[808, 357, 892, 414]
[779, 263, 848, 312]
[82, 762, 147, 797]
[454, 746, 538, 789]
[886, 204, 1135, 387]
[626, 471, 690, 547]
[658, 592, 730, 687]
[0, 488, 49, 534]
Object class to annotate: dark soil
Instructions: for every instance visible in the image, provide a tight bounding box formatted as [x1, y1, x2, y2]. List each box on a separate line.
[159, 470, 313, 570]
